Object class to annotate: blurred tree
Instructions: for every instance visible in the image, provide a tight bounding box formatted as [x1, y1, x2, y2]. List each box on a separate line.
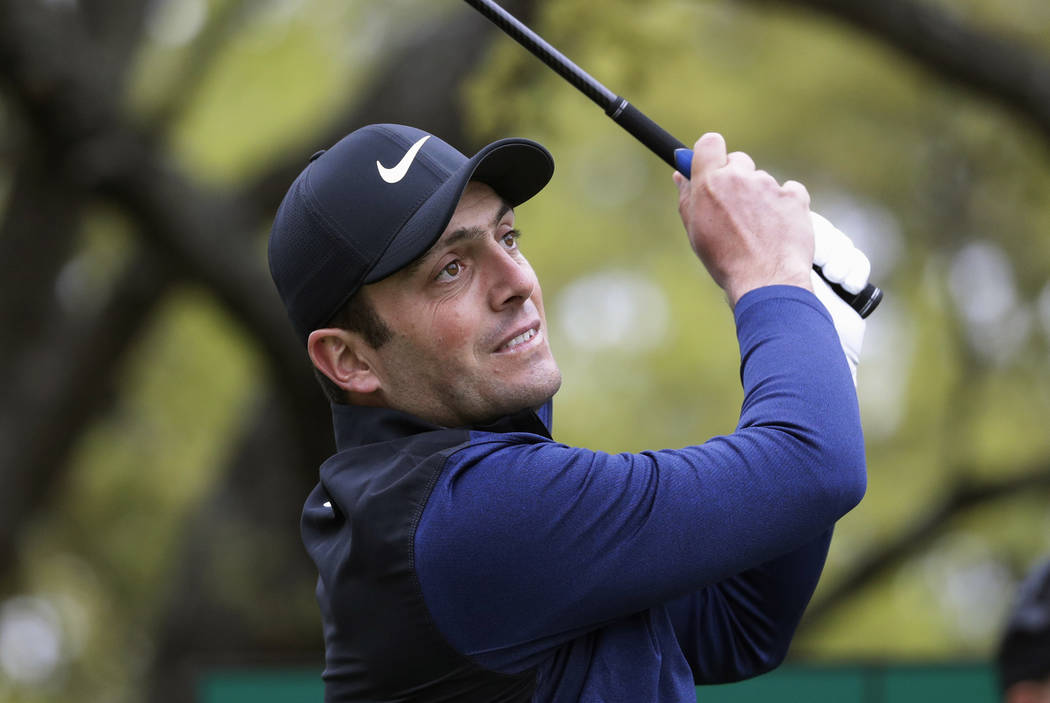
[0, 0, 1049, 701]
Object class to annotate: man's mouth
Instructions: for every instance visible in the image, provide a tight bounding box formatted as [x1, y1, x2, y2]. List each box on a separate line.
[497, 325, 539, 352]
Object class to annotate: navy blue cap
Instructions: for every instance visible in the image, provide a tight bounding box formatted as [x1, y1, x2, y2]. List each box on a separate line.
[268, 124, 555, 340]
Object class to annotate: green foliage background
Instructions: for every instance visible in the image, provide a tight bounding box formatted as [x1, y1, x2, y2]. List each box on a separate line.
[4, 0, 1050, 700]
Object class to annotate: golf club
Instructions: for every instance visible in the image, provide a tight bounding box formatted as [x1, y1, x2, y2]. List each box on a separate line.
[464, 0, 882, 318]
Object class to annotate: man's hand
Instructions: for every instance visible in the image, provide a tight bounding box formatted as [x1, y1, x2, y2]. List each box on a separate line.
[673, 133, 814, 307]
[810, 213, 869, 386]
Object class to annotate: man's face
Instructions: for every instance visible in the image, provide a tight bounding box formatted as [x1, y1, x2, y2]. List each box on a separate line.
[362, 181, 562, 427]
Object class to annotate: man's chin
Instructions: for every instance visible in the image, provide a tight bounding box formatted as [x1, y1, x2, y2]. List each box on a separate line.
[510, 369, 563, 413]
[478, 369, 562, 424]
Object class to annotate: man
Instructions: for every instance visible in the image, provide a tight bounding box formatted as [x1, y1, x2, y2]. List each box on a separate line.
[268, 123, 868, 702]
[998, 560, 1050, 703]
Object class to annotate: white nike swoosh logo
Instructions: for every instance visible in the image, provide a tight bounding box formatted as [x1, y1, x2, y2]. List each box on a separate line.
[376, 135, 430, 184]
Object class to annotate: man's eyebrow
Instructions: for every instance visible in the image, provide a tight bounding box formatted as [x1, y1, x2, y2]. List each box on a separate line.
[403, 200, 513, 277]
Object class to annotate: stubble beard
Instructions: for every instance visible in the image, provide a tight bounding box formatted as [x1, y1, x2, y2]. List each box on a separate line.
[378, 333, 562, 428]
[439, 358, 563, 427]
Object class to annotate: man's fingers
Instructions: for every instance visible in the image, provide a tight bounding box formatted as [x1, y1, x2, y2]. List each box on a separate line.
[810, 211, 872, 294]
[691, 133, 728, 181]
[842, 250, 872, 294]
[782, 179, 810, 207]
[811, 212, 834, 267]
[673, 170, 687, 195]
[727, 151, 756, 171]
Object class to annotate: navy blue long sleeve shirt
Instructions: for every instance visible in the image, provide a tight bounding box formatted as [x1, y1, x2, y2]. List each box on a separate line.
[301, 285, 867, 702]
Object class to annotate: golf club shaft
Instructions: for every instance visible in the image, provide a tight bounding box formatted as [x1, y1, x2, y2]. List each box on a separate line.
[464, 0, 882, 318]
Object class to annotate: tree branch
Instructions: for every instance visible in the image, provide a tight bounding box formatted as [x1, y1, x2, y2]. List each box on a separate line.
[0, 0, 331, 459]
[0, 148, 83, 378]
[146, 0, 260, 133]
[759, 0, 1050, 144]
[0, 249, 175, 585]
[797, 461, 1050, 636]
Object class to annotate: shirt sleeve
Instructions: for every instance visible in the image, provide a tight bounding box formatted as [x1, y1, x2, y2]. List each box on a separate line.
[665, 528, 834, 684]
[414, 285, 866, 673]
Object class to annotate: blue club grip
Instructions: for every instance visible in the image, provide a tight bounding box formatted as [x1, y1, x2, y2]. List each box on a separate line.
[674, 148, 693, 177]
[672, 149, 882, 318]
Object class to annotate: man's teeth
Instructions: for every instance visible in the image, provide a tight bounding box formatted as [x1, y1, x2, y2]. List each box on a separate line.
[502, 328, 536, 350]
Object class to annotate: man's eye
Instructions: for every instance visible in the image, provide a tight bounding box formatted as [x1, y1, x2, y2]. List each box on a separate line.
[501, 230, 521, 249]
[436, 260, 462, 281]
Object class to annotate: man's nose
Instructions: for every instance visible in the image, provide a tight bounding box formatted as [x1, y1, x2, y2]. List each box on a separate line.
[487, 248, 536, 310]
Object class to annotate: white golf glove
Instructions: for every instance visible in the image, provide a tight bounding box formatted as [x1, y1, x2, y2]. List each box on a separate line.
[809, 212, 869, 386]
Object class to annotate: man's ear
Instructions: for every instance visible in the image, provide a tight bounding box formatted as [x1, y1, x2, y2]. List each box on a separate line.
[307, 328, 381, 395]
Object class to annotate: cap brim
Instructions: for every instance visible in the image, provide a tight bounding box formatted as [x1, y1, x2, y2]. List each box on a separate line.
[364, 137, 554, 284]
